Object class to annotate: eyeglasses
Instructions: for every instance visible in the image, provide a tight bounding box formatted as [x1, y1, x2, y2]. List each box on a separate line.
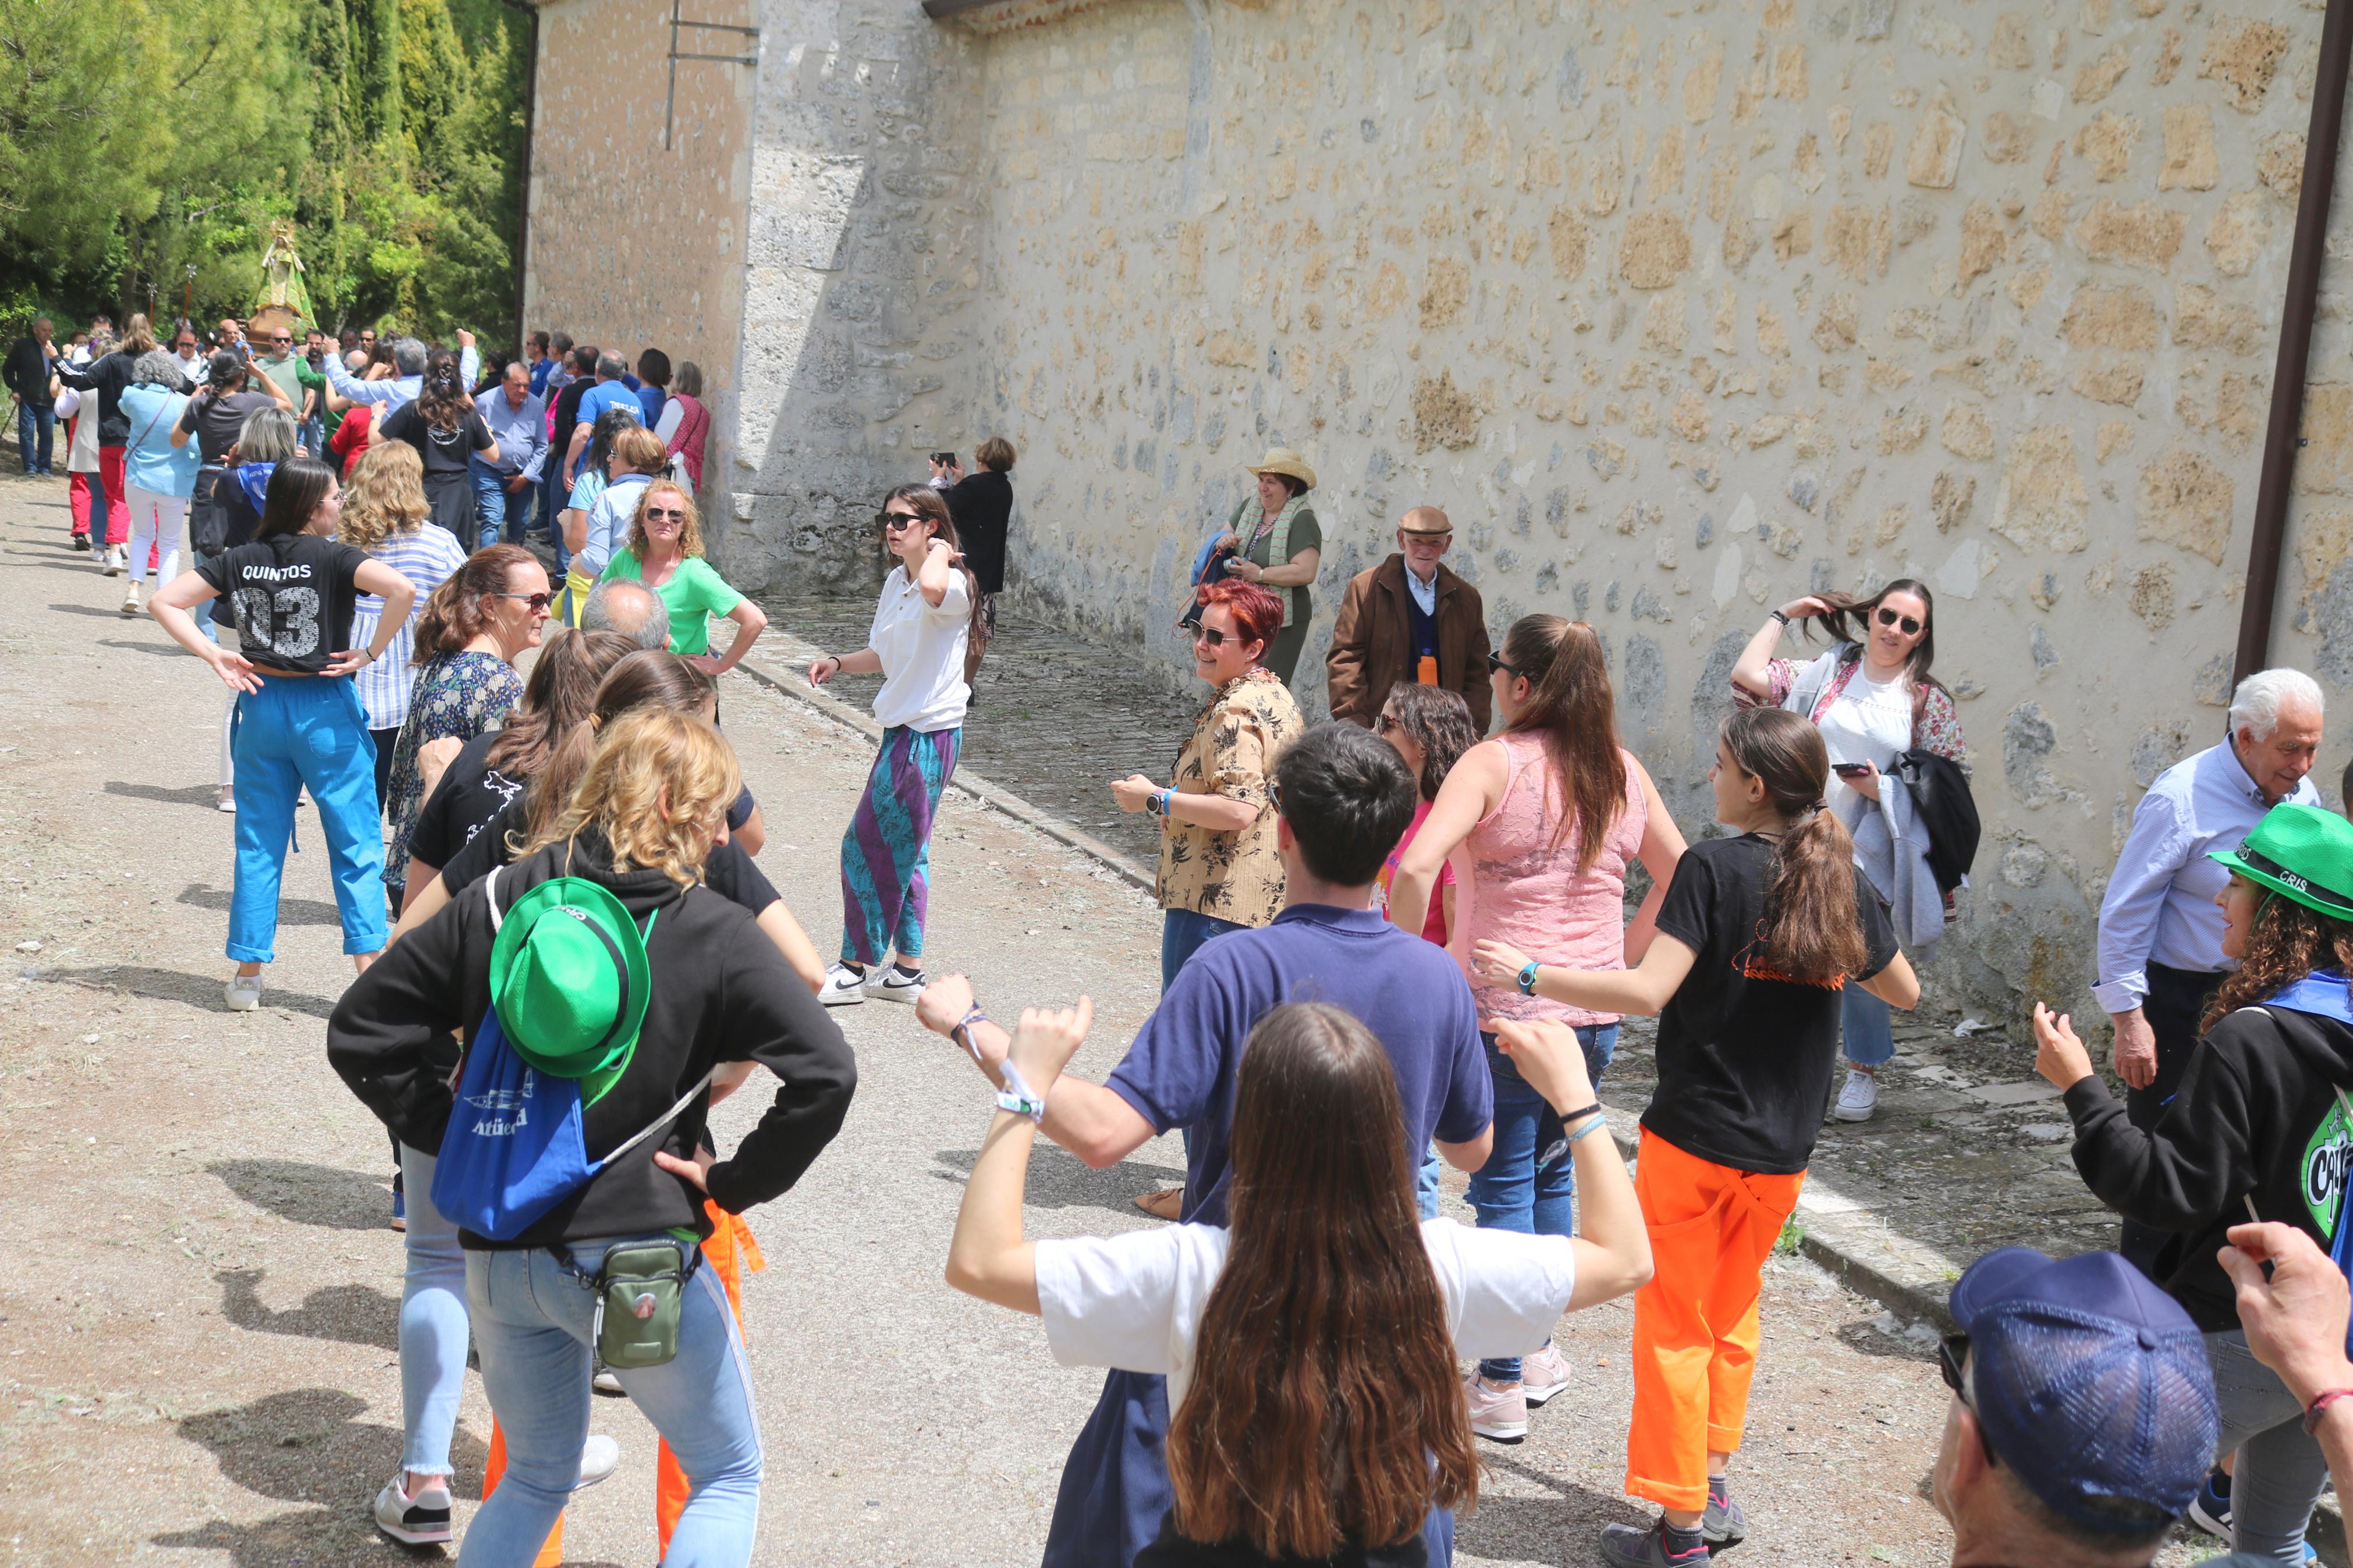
[1487, 652, 1522, 678]
[1191, 625, 1234, 648]
[644, 507, 687, 521]
[491, 591, 555, 613]
[1937, 1333, 1970, 1402]
[1401, 531, 1453, 543]
[877, 510, 925, 531]
[1875, 606, 1924, 635]
[269, 335, 293, 345]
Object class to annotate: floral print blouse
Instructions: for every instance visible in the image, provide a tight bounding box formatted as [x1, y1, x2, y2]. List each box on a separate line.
[1156, 669, 1304, 926]
[382, 650, 525, 890]
[1735, 642, 1969, 771]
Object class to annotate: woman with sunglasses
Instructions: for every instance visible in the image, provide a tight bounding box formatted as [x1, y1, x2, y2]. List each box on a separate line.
[809, 485, 991, 1006]
[598, 480, 768, 673]
[1388, 616, 1687, 1443]
[1729, 578, 1967, 1123]
[378, 545, 551, 909]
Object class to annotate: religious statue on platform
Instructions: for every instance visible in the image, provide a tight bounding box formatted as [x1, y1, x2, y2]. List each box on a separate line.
[249, 221, 314, 337]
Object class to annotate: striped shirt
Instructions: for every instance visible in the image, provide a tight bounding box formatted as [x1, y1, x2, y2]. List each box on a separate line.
[352, 527, 470, 730]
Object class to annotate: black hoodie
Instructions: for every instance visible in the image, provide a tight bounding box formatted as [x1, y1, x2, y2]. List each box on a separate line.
[2066, 997, 2353, 1332]
[328, 832, 857, 1249]
[56, 350, 137, 446]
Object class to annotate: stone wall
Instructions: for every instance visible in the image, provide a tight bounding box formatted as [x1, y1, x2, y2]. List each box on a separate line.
[522, 0, 757, 485]
[941, 0, 2340, 1021]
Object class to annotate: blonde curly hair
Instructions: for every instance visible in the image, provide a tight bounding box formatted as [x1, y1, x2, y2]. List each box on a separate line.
[624, 480, 704, 561]
[336, 442, 431, 552]
[526, 706, 741, 888]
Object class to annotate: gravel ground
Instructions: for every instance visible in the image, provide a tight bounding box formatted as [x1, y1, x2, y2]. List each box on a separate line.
[0, 472, 2267, 1565]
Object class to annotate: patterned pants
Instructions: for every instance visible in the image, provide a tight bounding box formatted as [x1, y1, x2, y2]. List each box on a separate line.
[839, 724, 960, 966]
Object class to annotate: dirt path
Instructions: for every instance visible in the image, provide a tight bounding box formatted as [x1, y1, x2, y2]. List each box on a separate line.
[0, 472, 2241, 1566]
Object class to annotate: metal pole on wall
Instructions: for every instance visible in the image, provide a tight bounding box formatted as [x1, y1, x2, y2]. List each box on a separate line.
[2234, 0, 2353, 686]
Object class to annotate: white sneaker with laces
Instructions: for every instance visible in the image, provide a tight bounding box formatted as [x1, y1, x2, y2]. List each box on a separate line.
[102, 545, 125, 575]
[576, 1433, 619, 1488]
[372, 1473, 453, 1546]
[593, 1368, 624, 1395]
[818, 963, 868, 1007]
[224, 972, 262, 1012]
[1833, 1068, 1879, 1122]
[873, 965, 925, 1002]
[119, 584, 140, 616]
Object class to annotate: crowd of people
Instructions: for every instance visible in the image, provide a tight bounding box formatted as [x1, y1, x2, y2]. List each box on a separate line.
[13, 306, 2353, 1568]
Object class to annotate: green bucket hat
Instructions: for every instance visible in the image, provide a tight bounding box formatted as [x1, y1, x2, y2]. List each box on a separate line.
[2209, 802, 2353, 922]
[488, 876, 653, 1085]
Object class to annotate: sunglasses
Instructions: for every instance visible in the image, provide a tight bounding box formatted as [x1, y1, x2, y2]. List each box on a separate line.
[269, 335, 293, 345]
[1875, 606, 1924, 635]
[1487, 652, 1522, 678]
[1191, 625, 1236, 648]
[490, 591, 555, 613]
[877, 510, 926, 531]
[644, 507, 687, 521]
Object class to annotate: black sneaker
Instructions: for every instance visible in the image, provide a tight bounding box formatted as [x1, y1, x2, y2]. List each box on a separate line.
[2187, 1466, 2231, 1540]
[1598, 1520, 1710, 1568]
[68, 533, 91, 552]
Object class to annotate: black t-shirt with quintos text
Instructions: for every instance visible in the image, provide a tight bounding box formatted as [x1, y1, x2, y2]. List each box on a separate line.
[196, 532, 371, 674]
[1641, 833, 1899, 1176]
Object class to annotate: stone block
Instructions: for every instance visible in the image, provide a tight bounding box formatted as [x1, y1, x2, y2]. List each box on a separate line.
[1957, 201, 2008, 287]
[2258, 132, 2306, 202]
[1905, 90, 1967, 189]
[2199, 15, 2291, 111]
[2157, 105, 2218, 191]
[2205, 192, 2270, 278]
[1989, 13, 2033, 70]
[2071, 200, 2185, 273]
[2297, 385, 2353, 496]
[1942, 403, 1995, 460]
[2059, 284, 2159, 350]
[2073, 112, 2138, 183]
[1413, 369, 1481, 451]
[2128, 561, 2176, 629]
[1619, 211, 1693, 288]
[1980, 111, 2033, 165]
[1823, 203, 1890, 279]
[2072, 42, 2132, 104]
[2136, 447, 2234, 564]
[1878, 408, 1928, 455]
[1548, 207, 1590, 276]
[1811, 291, 1859, 351]
[1992, 425, 2089, 554]
[2173, 284, 2265, 355]
[1419, 258, 1468, 329]
[2070, 360, 2144, 406]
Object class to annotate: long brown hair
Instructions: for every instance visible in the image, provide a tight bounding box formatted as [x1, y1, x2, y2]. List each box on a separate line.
[520, 650, 717, 841]
[881, 483, 990, 666]
[1498, 616, 1625, 870]
[1167, 1004, 1478, 1557]
[2202, 886, 2353, 1033]
[415, 347, 467, 433]
[1382, 681, 1480, 802]
[482, 628, 639, 781]
[1720, 708, 1869, 984]
[413, 544, 538, 663]
[524, 708, 741, 889]
[1802, 577, 1942, 692]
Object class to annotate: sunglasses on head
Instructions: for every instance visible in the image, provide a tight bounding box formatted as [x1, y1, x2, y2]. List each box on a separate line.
[491, 591, 555, 613]
[1875, 606, 1923, 635]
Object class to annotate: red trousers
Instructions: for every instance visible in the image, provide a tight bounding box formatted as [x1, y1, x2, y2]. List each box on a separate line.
[1625, 1129, 1807, 1513]
[95, 445, 128, 545]
[69, 471, 94, 536]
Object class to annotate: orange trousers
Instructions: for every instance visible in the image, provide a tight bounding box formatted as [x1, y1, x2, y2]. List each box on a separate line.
[481, 1204, 765, 1565]
[1624, 1129, 1805, 1514]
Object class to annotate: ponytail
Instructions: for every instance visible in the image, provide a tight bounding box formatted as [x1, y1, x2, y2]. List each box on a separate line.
[1496, 615, 1624, 871]
[1722, 708, 1870, 984]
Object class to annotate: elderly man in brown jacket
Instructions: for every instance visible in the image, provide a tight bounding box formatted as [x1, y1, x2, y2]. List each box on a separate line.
[1325, 506, 1492, 733]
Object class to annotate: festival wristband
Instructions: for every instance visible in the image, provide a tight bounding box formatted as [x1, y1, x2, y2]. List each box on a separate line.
[1517, 960, 1541, 996]
[2306, 1389, 2353, 1434]
[952, 1006, 989, 1067]
[996, 1058, 1047, 1123]
[1568, 1113, 1613, 1143]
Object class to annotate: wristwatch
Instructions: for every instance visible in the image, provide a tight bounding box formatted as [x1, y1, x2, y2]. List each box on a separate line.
[1517, 960, 1541, 996]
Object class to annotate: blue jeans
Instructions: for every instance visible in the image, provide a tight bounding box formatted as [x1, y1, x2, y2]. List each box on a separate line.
[1470, 1023, 1617, 1382]
[1160, 908, 1246, 994]
[398, 1144, 469, 1478]
[472, 458, 530, 548]
[227, 676, 386, 961]
[16, 400, 54, 473]
[2208, 1331, 2328, 1563]
[1416, 1144, 1442, 1221]
[300, 414, 325, 463]
[462, 1239, 764, 1566]
[1841, 982, 1894, 1068]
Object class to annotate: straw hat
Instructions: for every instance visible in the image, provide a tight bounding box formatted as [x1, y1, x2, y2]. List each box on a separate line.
[1245, 447, 1317, 491]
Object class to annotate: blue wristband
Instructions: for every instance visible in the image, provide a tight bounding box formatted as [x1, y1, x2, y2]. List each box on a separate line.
[1568, 1113, 1612, 1143]
[1517, 960, 1541, 996]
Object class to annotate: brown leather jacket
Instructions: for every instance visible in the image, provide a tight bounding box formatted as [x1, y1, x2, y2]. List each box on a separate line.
[1325, 554, 1491, 732]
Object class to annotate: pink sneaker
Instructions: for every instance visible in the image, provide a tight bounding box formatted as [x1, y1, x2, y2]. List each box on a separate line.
[1463, 1373, 1528, 1443]
[1521, 1342, 1571, 1408]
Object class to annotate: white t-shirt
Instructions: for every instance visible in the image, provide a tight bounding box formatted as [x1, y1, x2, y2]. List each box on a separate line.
[579, 473, 652, 578]
[1035, 1218, 1577, 1410]
[868, 562, 972, 731]
[1816, 665, 1913, 823]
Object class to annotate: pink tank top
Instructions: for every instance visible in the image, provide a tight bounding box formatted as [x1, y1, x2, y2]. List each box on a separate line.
[1450, 733, 1648, 1029]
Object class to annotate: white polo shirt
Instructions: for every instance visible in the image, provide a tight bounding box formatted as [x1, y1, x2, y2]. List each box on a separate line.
[868, 563, 971, 733]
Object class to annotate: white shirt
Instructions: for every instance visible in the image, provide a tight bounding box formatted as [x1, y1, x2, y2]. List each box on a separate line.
[1816, 666, 1914, 822]
[868, 563, 971, 732]
[1406, 564, 1439, 617]
[2094, 740, 2322, 1014]
[1037, 1218, 1576, 1410]
[579, 474, 652, 579]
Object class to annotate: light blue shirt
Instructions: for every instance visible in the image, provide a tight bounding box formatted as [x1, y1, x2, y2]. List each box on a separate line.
[119, 385, 200, 497]
[2094, 739, 2323, 1014]
[475, 387, 546, 481]
[579, 473, 652, 579]
[325, 346, 480, 413]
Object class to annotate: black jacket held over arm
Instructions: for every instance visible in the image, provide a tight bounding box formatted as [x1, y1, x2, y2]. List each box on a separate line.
[328, 832, 857, 1249]
[2065, 999, 2353, 1332]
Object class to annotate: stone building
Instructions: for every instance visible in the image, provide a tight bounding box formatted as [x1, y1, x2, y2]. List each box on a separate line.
[521, 0, 2353, 1021]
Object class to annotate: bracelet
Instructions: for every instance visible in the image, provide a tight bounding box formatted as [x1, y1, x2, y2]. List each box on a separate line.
[995, 1058, 1047, 1123]
[1568, 1114, 1613, 1143]
[952, 1005, 988, 1066]
[1769, 609, 1791, 627]
[2306, 1389, 2353, 1434]
[1558, 1102, 1603, 1126]
[1517, 960, 1541, 996]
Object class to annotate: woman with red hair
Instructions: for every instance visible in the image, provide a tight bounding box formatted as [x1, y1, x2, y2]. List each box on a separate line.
[1112, 578, 1303, 1215]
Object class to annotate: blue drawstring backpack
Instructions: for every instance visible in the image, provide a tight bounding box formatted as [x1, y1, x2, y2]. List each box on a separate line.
[432, 866, 713, 1240]
[2258, 968, 2353, 1355]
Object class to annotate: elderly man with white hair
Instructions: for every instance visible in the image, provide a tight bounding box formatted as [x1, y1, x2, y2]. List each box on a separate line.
[580, 577, 670, 651]
[2095, 666, 2325, 1275]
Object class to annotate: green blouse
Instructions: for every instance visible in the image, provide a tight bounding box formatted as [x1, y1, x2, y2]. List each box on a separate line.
[599, 549, 745, 656]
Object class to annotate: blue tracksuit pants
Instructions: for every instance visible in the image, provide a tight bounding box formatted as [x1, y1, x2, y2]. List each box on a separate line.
[228, 674, 386, 962]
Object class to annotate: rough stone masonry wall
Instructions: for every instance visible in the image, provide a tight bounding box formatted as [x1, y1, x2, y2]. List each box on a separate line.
[947, 0, 2341, 1021]
[523, 0, 758, 478]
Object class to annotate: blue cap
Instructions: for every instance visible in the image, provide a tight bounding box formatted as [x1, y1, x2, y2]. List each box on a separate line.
[1948, 1247, 2218, 1534]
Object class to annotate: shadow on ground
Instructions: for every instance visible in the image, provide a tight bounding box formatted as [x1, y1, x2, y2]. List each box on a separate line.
[215, 1268, 400, 1352]
[182, 881, 344, 927]
[97, 637, 178, 656]
[30, 962, 338, 1019]
[105, 780, 220, 809]
[1455, 1453, 1651, 1565]
[932, 1144, 1186, 1214]
[210, 1158, 396, 1230]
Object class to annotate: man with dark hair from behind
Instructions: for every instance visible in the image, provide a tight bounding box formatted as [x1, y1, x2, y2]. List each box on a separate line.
[915, 721, 1496, 1568]
[1935, 1244, 2227, 1568]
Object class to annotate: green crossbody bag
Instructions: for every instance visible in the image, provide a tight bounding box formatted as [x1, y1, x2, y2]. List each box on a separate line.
[590, 1240, 695, 1370]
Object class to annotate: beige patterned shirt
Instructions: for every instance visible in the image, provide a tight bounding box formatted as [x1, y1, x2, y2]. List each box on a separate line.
[1156, 670, 1303, 926]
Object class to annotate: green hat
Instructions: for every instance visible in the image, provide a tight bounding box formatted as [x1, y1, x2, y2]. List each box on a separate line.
[489, 876, 652, 1085]
[2209, 803, 2353, 921]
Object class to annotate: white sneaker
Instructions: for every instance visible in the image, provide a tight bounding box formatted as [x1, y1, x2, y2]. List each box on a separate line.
[217, 788, 236, 814]
[576, 1432, 619, 1489]
[1833, 1068, 1879, 1122]
[872, 965, 925, 1002]
[224, 972, 262, 1011]
[592, 1368, 624, 1395]
[102, 545, 125, 575]
[1521, 1341, 1571, 1408]
[1463, 1373, 1528, 1443]
[119, 584, 140, 616]
[818, 963, 868, 1007]
[372, 1473, 453, 1546]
